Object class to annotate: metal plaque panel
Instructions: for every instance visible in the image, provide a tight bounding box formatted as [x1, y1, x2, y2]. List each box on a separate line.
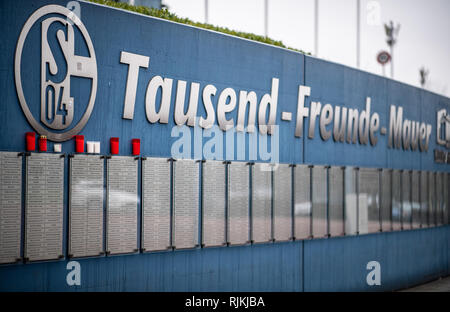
[345, 167, 357, 235]
[202, 160, 226, 247]
[436, 172, 443, 226]
[273, 164, 292, 242]
[69, 155, 104, 258]
[428, 172, 436, 226]
[0, 152, 22, 264]
[106, 156, 138, 255]
[228, 162, 249, 245]
[329, 166, 344, 237]
[312, 166, 327, 238]
[173, 159, 199, 249]
[251, 163, 272, 243]
[25, 153, 64, 262]
[294, 165, 311, 239]
[142, 157, 171, 252]
[420, 171, 429, 227]
[411, 171, 421, 229]
[444, 173, 449, 225]
[380, 169, 392, 232]
[392, 170, 402, 231]
[358, 168, 380, 234]
[401, 171, 412, 230]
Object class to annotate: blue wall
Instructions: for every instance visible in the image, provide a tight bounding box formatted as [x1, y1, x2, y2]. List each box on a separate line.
[0, 226, 448, 291]
[1, 0, 448, 169]
[0, 0, 449, 291]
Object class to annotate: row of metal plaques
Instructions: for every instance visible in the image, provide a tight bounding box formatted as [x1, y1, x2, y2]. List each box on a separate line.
[0, 151, 449, 264]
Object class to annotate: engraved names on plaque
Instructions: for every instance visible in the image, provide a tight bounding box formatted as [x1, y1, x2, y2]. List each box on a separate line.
[401, 170, 412, 229]
[25, 153, 64, 261]
[420, 171, 429, 227]
[142, 157, 171, 252]
[443, 173, 449, 225]
[312, 166, 327, 238]
[273, 164, 291, 242]
[345, 167, 358, 235]
[173, 159, 199, 249]
[294, 165, 311, 239]
[202, 160, 226, 247]
[428, 172, 436, 226]
[69, 154, 104, 258]
[227, 162, 249, 245]
[381, 169, 392, 231]
[106, 156, 138, 255]
[252, 163, 272, 243]
[358, 168, 380, 234]
[329, 166, 344, 237]
[0, 152, 22, 264]
[411, 171, 421, 229]
[435, 172, 443, 225]
[392, 170, 402, 231]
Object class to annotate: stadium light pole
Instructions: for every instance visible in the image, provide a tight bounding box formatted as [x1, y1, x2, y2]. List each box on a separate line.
[205, 0, 208, 24]
[356, 0, 360, 68]
[264, 0, 268, 37]
[384, 20, 400, 79]
[419, 67, 429, 88]
[314, 0, 319, 57]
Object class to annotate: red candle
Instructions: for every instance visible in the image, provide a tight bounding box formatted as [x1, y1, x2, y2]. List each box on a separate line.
[110, 137, 119, 155]
[38, 135, 47, 152]
[26, 132, 35, 151]
[132, 139, 140, 156]
[74, 135, 84, 153]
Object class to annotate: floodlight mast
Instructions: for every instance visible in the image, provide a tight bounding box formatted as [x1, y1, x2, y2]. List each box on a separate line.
[419, 67, 429, 88]
[384, 20, 400, 79]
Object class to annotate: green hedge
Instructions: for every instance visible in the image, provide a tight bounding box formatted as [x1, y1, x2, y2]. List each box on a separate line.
[88, 0, 309, 54]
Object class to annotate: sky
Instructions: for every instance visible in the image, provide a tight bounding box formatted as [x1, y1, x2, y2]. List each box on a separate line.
[163, 0, 450, 98]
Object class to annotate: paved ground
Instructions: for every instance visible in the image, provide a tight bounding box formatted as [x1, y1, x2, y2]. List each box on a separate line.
[399, 276, 450, 292]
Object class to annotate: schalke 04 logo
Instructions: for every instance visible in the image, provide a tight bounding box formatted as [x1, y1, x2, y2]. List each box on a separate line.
[15, 4, 97, 142]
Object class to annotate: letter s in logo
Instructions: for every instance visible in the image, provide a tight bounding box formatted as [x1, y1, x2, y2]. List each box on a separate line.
[15, 4, 97, 142]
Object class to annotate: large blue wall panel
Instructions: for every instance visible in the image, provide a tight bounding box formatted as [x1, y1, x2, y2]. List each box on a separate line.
[0, 242, 303, 292]
[303, 226, 449, 291]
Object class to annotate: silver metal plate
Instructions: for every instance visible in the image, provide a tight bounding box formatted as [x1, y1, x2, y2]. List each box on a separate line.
[142, 157, 171, 252]
[444, 173, 449, 225]
[401, 171, 411, 229]
[294, 165, 311, 239]
[69, 155, 104, 258]
[358, 168, 380, 234]
[25, 153, 64, 261]
[106, 156, 138, 255]
[329, 166, 344, 237]
[392, 170, 402, 231]
[420, 171, 429, 227]
[227, 162, 249, 245]
[273, 164, 291, 242]
[411, 171, 420, 229]
[312, 166, 327, 238]
[345, 167, 357, 235]
[251, 163, 272, 243]
[202, 160, 226, 247]
[380, 169, 392, 231]
[0, 152, 22, 264]
[428, 172, 436, 226]
[435, 172, 443, 225]
[173, 159, 199, 249]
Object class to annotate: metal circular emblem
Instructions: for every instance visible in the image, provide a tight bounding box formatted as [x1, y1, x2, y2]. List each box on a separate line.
[14, 5, 97, 142]
[376, 51, 391, 65]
